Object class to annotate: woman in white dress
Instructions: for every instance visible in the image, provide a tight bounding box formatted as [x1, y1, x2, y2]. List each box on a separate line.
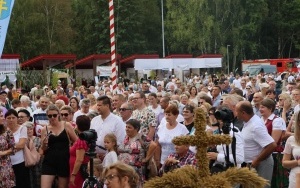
[282, 110, 300, 188]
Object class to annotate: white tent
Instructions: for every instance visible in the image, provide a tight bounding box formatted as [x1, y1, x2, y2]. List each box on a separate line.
[134, 58, 222, 70]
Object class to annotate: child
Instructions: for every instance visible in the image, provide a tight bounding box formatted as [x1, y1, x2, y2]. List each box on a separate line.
[82, 158, 103, 188]
[102, 133, 118, 168]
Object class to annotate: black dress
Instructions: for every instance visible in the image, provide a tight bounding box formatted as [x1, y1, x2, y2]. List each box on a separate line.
[42, 128, 70, 177]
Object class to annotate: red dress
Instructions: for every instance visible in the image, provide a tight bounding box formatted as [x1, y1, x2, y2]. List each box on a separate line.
[69, 139, 89, 188]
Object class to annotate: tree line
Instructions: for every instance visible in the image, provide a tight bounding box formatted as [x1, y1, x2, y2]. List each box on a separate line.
[4, 0, 300, 71]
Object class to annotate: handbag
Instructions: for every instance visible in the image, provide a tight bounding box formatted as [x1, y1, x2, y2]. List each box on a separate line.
[147, 157, 158, 178]
[24, 138, 40, 167]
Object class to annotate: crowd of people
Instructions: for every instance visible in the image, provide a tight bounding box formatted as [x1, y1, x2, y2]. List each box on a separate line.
[0, 70, 300, 188]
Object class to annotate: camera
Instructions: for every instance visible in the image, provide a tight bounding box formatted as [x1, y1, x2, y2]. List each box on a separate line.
[214, 107, 234, 134]
[79, 129, 98, 143]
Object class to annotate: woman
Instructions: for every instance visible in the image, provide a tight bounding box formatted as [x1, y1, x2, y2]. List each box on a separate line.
[24, 121, 42, 188]
[69, 115, 90, 188]
[278, 93, 294, 139]
[148, 93, 161, 117]
[5, 109, 31, 188]
[0, 109, 16, 187]
[189, 86, 198, 105]
[260, 98, 287, 188]
[103, 162, 140, 188]
[69, 97, 80, 114]
[180, 105, 195, 134]
[118, 119, 156, 185]
[180, 94, 189, 106]
[87, 94, 98, 111]
[282, 110, 300, 188]
[40, 104, 78, 188]
[17, 109, 32, 125]
[156, 105, 189, 167]
[60, 105, 75, 128]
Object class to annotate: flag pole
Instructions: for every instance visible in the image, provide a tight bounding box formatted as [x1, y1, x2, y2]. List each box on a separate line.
[109, 0, 117, 94]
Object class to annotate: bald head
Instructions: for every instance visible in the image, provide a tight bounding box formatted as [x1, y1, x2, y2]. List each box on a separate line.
[237, 101, 254, 116]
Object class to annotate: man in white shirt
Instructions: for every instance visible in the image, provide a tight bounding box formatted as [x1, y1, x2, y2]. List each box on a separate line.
[232, 74, 242, 89]
[32, 96, 50, 136]
[90, 96, 125, 154]
[236, 101, 276, 188]
[89, 86, 99, 99]
[119, 102, 133, 123]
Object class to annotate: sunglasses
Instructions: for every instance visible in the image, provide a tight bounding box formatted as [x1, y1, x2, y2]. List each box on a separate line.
[47, 114, 58, 118]
[119, 108, 130, 112]
[61, 113, 69, 117]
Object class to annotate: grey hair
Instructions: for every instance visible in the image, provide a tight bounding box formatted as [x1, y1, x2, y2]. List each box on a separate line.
[81, 98, 91, 107]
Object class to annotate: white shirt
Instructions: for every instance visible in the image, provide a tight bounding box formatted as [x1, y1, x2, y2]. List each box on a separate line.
[92, 91, 99, 99]
[159, 114, 184, 127]
[242, 115, 274, 162]
[148, 105, 162, 117]
[233, 78, 241, 89]
[90, 113, 126, 154]
[102, 151, 118, 168]
[288, 75, 295, 83]
[73, 109, 92, 122]
[157, 122, 189, 164]
[10, 126, 27, 165]
[262, 114, 286, 131]
[215, 124, 244, 167]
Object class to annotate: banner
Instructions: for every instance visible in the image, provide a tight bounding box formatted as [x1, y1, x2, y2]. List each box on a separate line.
[0, 0, 15, 57]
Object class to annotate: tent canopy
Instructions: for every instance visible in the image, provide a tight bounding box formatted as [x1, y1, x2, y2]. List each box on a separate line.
[134, 58, 222, 70]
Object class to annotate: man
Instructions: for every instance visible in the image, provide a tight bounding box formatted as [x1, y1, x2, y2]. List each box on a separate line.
[90, 96, 125, 154]
[157, 84, 166, 96]
[259, 83, 270, 97]
[0, 90, 10, 109]
[32, 96, 50, 136]
[141, 81, 151, 94]
[235, 101, 276, 188]
[73, 98, 92, 121]
[157, 96, 170, 125]
[219, 81, 228, 95]
[292, 88, 300, 113]
[252, 92, 263, 117]
[222, 94, 244, 131]
[89, 86, 99, 99]
[119, 102, 133, 122]
[159, 144, 197, 175]
[33, 84, 44, 101]
[232, 74, 241, 89]
[56, 89, 69, 105]
[211, 86, 222, 107]
[112, 94, 126, 116]
[240, 80, 247, 97]
[131, 91, 156, 139]
[11, 99, 22, 110]
[116, 82, 124, 94]
[266, 89, 276, 101]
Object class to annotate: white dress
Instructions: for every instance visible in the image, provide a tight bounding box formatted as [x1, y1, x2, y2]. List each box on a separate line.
[102, 151, 118, 168]
[283, 136, 300, 188]
[156, 122, 189, 164]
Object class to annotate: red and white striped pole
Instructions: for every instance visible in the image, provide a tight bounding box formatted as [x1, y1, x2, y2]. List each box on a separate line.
[109, 0, 117, 94]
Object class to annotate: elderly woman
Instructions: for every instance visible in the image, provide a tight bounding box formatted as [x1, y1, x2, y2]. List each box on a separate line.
[180, 105, 195, 134]
[156, 105, 189, 167]
[6, 109, 31, 188]
[180, 94, 189, 106]
[55, 99, 65, 110]
[103, 162, 140, 188]
[40, 104, 78, 188]
[0, 109, 15, 187]
[24, 121, 42, 188]
[69, 115, 90, 188]
[118, 119, 157, 185]
[260, 98, 287, 187]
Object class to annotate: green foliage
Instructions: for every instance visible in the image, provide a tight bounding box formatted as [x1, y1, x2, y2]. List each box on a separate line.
[15, 68, 46, 90]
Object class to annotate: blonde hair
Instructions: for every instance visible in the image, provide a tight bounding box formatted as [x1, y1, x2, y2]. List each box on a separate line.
[103, 162, 139, 187]
[104, 133, 118, 152]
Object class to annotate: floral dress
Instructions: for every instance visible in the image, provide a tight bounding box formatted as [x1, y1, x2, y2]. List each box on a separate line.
[118, 134, 151, 184]
[132, 107, 156, 137]
[0, 130, 15, 188]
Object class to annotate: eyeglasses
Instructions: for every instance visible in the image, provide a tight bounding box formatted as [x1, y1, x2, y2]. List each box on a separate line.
[119, 108, 130, 112]
[47, 114, 58, 118]
[18, 116, 28, 119]
[60, 113, 69, 117]
[104, 174, 119, 183]
[246, 88, 250, 90]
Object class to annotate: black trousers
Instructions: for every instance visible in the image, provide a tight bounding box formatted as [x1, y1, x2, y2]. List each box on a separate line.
[12, 162, 31, 188]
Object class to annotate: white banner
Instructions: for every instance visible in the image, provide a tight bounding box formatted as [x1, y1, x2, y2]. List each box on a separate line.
[0, 70, 15, 75]
[0, 0, 15, 57]
[96, 66, 118, 77]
